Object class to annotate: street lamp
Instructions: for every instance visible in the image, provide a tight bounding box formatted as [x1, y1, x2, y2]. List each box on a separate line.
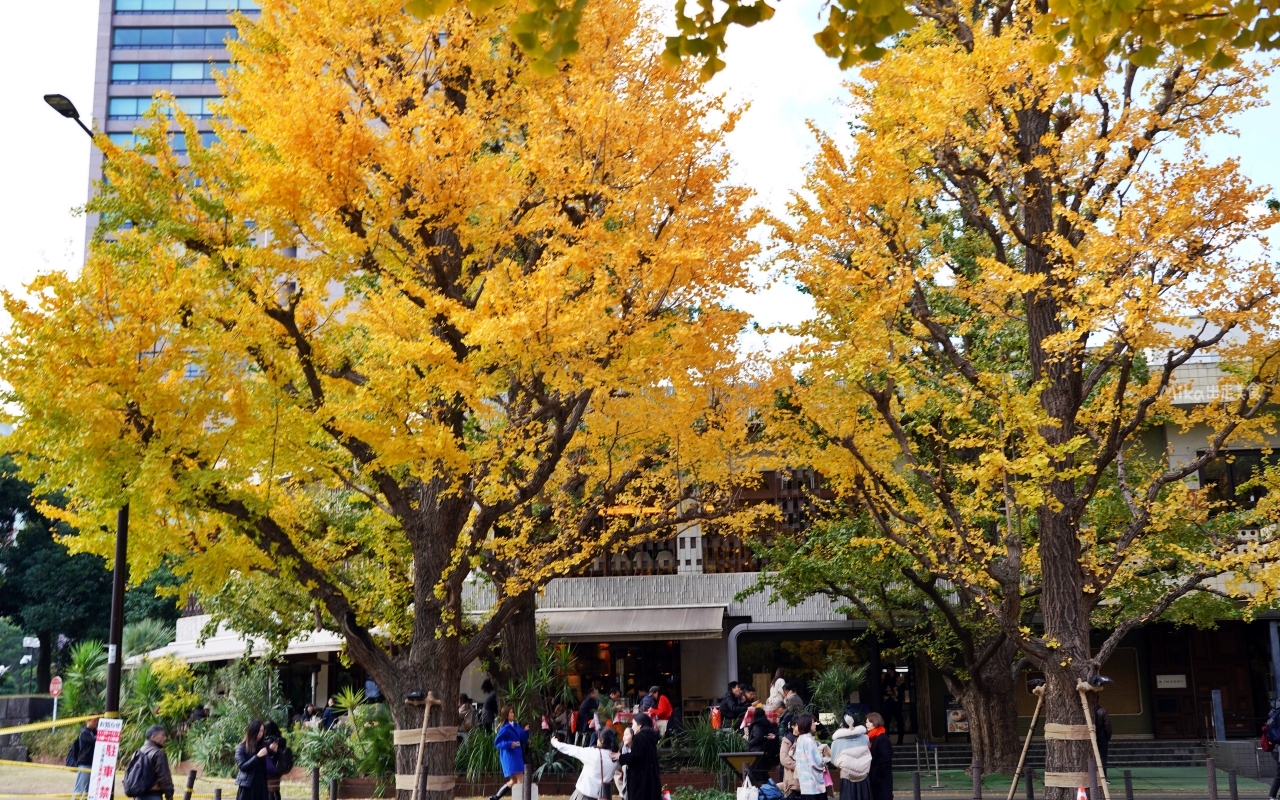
[43, 94, 94, 139]
[43, 93, 129, 719]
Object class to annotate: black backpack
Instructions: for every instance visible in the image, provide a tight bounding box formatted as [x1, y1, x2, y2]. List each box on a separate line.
[64, 736, 81, 768]
[122, 748, 156, 797]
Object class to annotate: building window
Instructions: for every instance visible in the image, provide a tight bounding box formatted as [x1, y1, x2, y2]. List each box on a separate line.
[1199, 449, 1273, 512]
[114, 0, 260, 12]
[113, 27, 238, 48]
[110, 62, 231, 84]
[108, 131, 218, 153]
[109, 96, 219, 119]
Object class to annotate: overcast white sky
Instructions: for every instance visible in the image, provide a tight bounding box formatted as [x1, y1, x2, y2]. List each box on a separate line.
[0, 0, 1275, 342]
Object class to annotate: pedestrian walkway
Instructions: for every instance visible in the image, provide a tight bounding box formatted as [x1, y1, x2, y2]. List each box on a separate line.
[895, 766, 1275, 799]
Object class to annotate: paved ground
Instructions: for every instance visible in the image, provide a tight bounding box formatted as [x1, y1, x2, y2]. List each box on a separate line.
[896, 767, 1276, 798]
[1, 765, 1274, 799]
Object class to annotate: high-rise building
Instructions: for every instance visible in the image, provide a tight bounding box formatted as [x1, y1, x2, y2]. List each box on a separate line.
[86, 0, 258, 235]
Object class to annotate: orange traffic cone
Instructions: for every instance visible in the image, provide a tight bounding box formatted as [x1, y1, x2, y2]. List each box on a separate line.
[1076, 788, 1089, 800]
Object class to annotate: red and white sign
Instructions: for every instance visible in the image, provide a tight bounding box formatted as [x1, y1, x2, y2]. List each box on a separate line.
[49, 677, 62, 698]
[87, 718, 124, 799]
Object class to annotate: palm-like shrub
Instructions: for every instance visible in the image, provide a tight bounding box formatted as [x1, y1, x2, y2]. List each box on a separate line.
[63, 640, 106, 716]
[809, 662, 869, 724]
[122, 619, 174, 660]
[455, 726, 502, 779]
[678, 712, 744, 774]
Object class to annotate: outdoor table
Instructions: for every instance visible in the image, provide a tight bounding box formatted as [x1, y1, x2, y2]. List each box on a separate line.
[718, 751, 765, 780]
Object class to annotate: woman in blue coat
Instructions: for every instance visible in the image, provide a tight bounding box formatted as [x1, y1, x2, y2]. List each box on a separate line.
[490, 706, 530, 800]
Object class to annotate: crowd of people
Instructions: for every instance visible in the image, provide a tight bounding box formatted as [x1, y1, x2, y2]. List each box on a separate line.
[717, 672, 895, 800]
[67, 715, 295, 800]
[468, 667, 896, 800]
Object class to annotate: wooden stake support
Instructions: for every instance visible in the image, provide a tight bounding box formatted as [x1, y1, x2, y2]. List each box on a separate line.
[1006, 685, 1044, 800]
[1076, 681, 1112, 800]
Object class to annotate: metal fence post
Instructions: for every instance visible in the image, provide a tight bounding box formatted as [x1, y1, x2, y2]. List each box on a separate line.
[1207, 757, 1219, 800]
[913, 770, 922, 800]
[1088, 758, 1099, 800]
[1122, 770, 1134, 800]
[312, 768, 321, 800]
[213, 791, 221, 800]
[1024, 768, 1034, 800]
[1228, 768, 1238, 800]
[972, 758, 983, 800]
[181, 768, 197, 800]
[330, 777, 340, 800]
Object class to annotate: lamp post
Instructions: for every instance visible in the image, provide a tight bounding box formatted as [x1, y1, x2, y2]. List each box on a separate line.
[42, 94, 129, 718]
[43, 94, 95, 139]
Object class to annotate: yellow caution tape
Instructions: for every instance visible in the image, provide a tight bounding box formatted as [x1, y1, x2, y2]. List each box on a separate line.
[0, 760, 88, 773]
[0, 715, 98, 737]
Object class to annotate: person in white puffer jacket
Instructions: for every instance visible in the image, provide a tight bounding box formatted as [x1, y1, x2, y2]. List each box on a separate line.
[830, 716, 872, 800]
[552, 728, 620, 800]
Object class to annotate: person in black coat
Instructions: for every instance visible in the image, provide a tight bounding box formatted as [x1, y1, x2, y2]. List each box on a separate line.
[482, 679, 501, 729]
[66, 716, 98, 798]
[748, 713, 781, 784]
[865, 713, 892, 800]
[719, 682, 747, 725]
[614, 712, 662, 800]
[234, 720, 271, 800]
[1093, 702, 1113, 776]
[578, 686, 601, 741]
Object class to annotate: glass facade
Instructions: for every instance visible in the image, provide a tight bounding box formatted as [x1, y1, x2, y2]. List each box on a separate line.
[110, 62, 230, 83]
[114, 0, 260, 11]
[109, 96, 220, 119]
[113, 27, 238, 47]
[107, 131, 218, 153]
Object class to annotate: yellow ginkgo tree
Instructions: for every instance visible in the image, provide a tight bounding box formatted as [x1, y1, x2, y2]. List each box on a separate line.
[0, 0, 763, 791]
[405, 0, 1278, 80]
[776, 5, 1280, 794]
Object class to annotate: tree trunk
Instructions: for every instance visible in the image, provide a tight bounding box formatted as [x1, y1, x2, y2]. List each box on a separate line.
[950, 639, 1020, 774]
[500, 593, 539, 684]
[384, 651, 465, 800]
[36, 631, 52, 691]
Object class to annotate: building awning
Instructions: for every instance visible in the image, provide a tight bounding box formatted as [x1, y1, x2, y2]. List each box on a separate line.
[536, 605, 725, 642]
[126, 620, 344, 667]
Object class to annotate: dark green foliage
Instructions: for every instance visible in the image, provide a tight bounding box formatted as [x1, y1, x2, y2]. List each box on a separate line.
[455, 727, 502, 778]
[0, 455, 112, 679]
[677, 712, 744, 775]
[809, 661, 869, 720]
[125, 561, 186, 626]
[189, 659, 289, 777]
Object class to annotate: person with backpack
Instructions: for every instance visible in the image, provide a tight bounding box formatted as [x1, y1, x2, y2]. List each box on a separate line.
[262, 720, 293, 800]
[123, 725, 174, 800]
[1266, 702, 1280, 800]
[234, 720, 271, 800]
[66, 716, 98, 799]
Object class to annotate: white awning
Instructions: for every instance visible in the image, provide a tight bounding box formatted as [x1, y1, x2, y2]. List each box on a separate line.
[126, 625, 344, 666]
[536, 605, 725, 642]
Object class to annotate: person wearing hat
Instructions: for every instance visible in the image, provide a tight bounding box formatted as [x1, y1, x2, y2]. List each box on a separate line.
[830, 715, 871, 800]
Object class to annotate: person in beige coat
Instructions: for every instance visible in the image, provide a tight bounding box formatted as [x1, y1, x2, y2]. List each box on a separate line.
[778, 719, 801, 798]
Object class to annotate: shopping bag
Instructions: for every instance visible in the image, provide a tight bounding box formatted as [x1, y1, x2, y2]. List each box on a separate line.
[737, 775, 759, 800]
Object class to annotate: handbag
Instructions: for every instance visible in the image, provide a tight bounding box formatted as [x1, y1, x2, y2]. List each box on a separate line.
[598, 749, 611, 798]
[823, 770, 833, 789]
[737, 774, 760, 800]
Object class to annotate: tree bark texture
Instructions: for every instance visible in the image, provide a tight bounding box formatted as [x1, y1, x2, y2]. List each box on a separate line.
[1020, 91, 1095, 798]
[36, 631, 52, 691]
[944, 639, 1020, 774]
[499, 593, 540, 686]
